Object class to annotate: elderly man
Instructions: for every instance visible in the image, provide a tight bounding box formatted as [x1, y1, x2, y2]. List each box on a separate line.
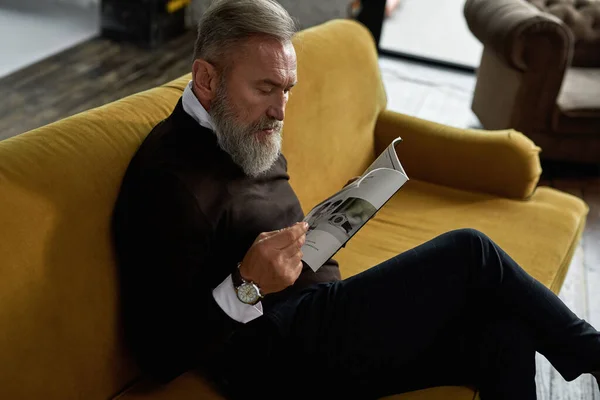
[112, 1, 600, 399]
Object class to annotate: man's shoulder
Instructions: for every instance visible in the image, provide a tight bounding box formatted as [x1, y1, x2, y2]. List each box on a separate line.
[116, 117, 226, 209]
[126, 108, 212, 176]
[134, 113, 179, 164]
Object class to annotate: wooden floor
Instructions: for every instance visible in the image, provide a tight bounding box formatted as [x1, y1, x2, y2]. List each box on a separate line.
[1, 29, 599, 399]
[0, 29, 197, 142]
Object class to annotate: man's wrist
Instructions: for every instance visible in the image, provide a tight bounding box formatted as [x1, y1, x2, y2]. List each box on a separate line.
[237, 261, 253, 282]
[233, 263, 264, 305]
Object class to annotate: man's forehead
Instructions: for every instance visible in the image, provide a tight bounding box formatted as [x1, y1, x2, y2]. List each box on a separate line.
[239, 37, 297, 77]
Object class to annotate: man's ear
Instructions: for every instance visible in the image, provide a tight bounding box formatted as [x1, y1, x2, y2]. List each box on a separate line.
[192, 58, 219, 105]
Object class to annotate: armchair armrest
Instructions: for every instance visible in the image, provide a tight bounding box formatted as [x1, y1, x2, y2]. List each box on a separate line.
[374, 110, 542, 200]
[464, 0, 573, 71]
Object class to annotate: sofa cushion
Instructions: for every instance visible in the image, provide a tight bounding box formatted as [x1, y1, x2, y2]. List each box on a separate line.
[336, 180, 588, 294]
[554, 67, 600, 135]
[557, 68, 600, 112]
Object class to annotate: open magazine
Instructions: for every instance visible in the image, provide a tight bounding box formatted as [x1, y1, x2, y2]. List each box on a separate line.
[301, 137, 409, 272]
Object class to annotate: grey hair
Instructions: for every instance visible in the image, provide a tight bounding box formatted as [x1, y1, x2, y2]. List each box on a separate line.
[193, 0, 298, 68]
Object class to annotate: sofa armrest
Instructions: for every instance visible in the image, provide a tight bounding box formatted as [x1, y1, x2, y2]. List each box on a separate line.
[464, 0, 573, 71]
[374, 110, 542, 200]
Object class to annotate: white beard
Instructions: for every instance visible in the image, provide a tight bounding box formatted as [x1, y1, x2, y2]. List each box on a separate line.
[210, 83, 283, 178]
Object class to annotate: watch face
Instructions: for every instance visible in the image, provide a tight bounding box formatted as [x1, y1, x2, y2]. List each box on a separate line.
[237, 282, 260, 304]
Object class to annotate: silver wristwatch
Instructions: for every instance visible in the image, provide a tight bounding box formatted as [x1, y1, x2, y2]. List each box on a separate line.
[232, 262, 263, 305]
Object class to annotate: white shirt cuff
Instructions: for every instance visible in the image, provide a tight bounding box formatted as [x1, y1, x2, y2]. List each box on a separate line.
[212, 274, 263, 323]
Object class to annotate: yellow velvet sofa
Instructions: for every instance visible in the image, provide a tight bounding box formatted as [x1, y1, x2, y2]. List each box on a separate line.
[0, 19, 589, 400]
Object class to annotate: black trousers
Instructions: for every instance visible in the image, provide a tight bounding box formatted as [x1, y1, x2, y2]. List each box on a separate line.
[214, 229, 600, 400]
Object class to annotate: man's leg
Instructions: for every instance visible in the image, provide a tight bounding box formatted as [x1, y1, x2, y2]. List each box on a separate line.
[216, 314, 537, 400]
[475, 317, 538, 399]
[339, 313, 539, 400]
[218, 229, 600, 398]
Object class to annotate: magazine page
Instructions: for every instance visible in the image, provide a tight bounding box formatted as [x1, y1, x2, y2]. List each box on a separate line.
[301, 167, 408, 272]
[301, 136, 406, 218]
[362, 137, 405, 176]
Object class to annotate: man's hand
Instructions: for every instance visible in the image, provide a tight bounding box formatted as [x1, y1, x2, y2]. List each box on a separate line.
[344, 176, 360, 188]
[239, 222, 308, 295]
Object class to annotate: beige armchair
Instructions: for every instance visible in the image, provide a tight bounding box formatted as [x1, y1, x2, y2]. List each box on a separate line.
[464, 0, 600, 163]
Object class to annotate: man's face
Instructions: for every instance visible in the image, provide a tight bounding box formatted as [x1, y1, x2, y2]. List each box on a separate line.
[209, 37, 297, 177]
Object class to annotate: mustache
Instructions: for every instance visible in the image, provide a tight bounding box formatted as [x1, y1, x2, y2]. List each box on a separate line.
[251, 117, 283, 133]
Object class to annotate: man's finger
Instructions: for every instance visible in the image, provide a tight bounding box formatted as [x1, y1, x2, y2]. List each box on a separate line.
[255, 223, 299, 243]
[255, 230, 280, 242]
[293, 260, 304, 274]
[293, 249, 303, 264]
[282, 234, 305, 258]
[268, 222, 308, 249]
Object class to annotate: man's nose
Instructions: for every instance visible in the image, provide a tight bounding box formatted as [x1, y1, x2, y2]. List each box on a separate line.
[267, 94, 286, 121]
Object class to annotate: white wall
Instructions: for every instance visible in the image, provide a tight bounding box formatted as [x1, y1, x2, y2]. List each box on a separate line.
[0, 0, 99, 78]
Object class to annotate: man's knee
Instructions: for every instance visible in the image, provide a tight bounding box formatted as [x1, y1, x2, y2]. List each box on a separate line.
[445, 228, 493, 249]
[429, 229, 492, 261]
[444, 228, 504, 283]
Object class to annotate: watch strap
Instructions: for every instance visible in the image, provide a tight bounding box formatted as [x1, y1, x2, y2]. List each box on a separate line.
[232, 262, 245, 288]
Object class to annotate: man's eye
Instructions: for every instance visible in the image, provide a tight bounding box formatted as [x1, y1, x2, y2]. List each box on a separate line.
[259, 88, 272, 94]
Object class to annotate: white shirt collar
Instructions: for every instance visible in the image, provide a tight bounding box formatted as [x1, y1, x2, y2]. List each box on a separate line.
[182, 80, 215, 132]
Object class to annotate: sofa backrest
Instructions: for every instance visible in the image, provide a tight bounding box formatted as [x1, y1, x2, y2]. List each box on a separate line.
[0, 86, 179, 399]
[0, 19, 386, 399]
[528, 0, 600, 67]
[282, 19, 387, 212]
